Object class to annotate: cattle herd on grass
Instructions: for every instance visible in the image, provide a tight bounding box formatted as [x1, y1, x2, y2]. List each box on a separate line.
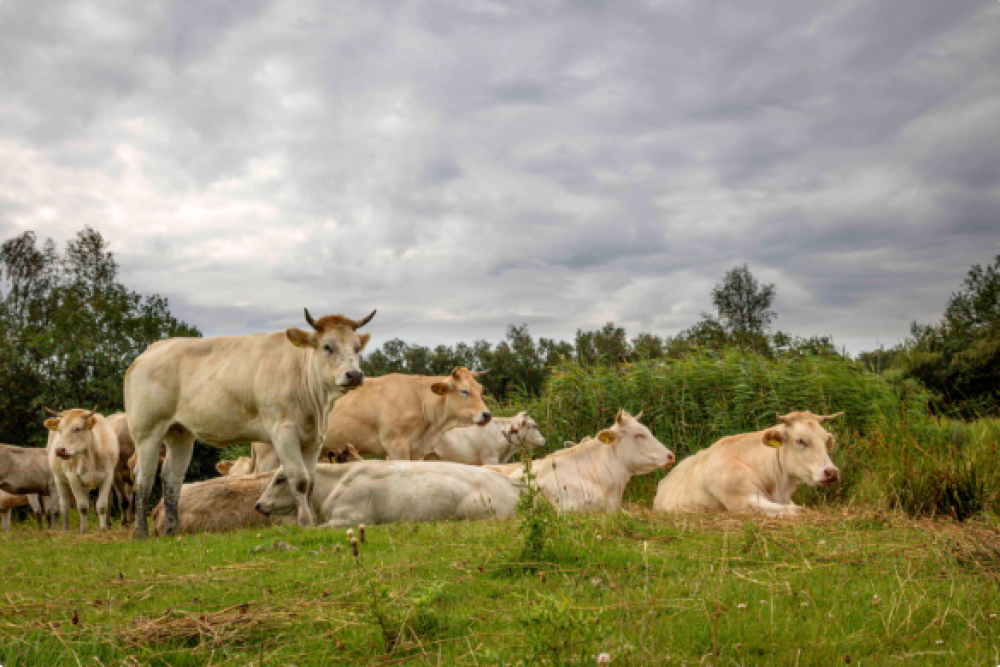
[0, 308, 845, 537]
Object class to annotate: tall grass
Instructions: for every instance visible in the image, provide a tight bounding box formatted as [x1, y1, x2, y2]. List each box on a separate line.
[499, 350, 1000, 518]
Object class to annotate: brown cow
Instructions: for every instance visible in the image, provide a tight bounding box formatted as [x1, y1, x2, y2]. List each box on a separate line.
[0, 443, 59, 528]
[151, 473, 285, 534]
[125, 308, 374, 537]
[324, 367, 492, 461]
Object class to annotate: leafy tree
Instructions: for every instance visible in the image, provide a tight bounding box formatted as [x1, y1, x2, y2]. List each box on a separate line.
[711, 264, 777, 339]
[0, 228, 203, 472]
[631, 332, 666, 360]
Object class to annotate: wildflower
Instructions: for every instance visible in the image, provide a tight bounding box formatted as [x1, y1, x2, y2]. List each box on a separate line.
[935, 640, 943, 645]
[737, 603, 747, 611]
[800, 601, 809, 607]
[597, 654, 611, 665]
[359, 524, 366, 543]
[991, 613, 997, 619]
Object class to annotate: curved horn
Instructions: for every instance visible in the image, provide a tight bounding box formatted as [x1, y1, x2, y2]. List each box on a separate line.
[473, 369, 489, 378]
[634, 410, 644, 420]
[303, 308, 320, 331]
[44, 407, 60, 416]
[88, 404, 98, 417]
[354, 309, 376, 330]
[816, 412, 844, 424]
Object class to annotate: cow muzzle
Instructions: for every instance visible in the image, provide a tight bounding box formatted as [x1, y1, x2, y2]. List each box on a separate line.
[55, 447, 71, 460]
[819, 467, 840, 486]
[475, 411, 492, 426]
[339, 370, 365, 388]
[661, 452, 676, 469]
[254, 502, 270, 516]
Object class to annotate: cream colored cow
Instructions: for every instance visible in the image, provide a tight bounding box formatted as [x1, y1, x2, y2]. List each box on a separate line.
[654, 411, 843, 517]
[151, 473, 284, 534]
[324, 367, 492, 461]
[0, 490, 47, 531]
[427, 412, 546, 465]
[487, 409, 675, 514]
[124, 308, 375, 537]
[45, 407, 120, 533]
[256, 460, 519, 527]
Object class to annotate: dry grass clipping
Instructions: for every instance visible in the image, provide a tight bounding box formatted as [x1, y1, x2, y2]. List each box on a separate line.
[116, 603, 283, 647]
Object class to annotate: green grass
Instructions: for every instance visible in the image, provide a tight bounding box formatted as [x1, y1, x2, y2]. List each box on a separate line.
[3, 508, 1000, 665]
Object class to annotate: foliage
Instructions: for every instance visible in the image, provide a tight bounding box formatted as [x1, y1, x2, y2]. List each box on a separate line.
[511, 450, 560, 568]
[0, 228, 214, 477]
[711, 263, 777, 338]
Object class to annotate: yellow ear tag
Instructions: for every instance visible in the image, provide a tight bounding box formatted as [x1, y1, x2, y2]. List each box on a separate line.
[598, 432, 614, 444]
[765, 437, 782, 448]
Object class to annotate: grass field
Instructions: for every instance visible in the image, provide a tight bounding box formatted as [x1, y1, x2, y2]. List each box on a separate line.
[3, 508, 1000, 666]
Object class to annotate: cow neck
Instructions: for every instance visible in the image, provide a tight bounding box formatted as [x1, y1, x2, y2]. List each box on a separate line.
[301, 347, 337, 439]
[541, 438, 630, 496]
[495, 419, 521, 462]
[766, 443, 799, 504]
[310, 463, 354, 517]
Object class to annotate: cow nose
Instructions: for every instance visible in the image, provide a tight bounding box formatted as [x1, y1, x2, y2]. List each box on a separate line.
[823, 467, 839, 482]
[345, 370, 364, 386]
[665, 452, 676, 466]
[254, 502, 268, 516]
[56, 447, 69, 459]
[479, 411, 492, 425]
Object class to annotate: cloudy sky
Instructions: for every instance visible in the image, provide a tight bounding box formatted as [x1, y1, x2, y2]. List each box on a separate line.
[1, 0, 998, 353]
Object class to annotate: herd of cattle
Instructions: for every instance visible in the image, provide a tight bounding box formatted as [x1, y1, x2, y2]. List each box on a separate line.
[0, 309, 844, 537]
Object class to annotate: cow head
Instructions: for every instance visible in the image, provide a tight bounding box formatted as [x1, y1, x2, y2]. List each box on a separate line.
[286, 308, 375, 393]
[430, 367, 492, 427]
[216, 457, 254, 476]
[595, 409, 675, 475]
[760, 411, 843, 486]
[255, 468, 297, 517]
[44, 406, 99, 460]
[510, 412, 546, 451]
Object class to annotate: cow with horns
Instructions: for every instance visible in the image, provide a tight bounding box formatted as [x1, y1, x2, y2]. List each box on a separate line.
[124, 308, 375, 537]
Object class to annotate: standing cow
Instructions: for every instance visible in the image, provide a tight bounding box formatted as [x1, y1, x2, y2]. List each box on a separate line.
[0, 443, 59, 527]
[124, 308, 374, 537]
[653, 411, 843, 517]
[323, 367, 492, 461]
[45, 407, 120, 533]
[0, 490, 49, 531]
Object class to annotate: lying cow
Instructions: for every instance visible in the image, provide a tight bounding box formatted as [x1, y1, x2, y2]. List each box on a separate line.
[256, 460, 519, 527]
[216, 457, 255, 476]
[0, 490, 47, 531]
[324, 367, 492, 461]
[45, 406, 120, 533]
[427, 412, 546, 465]
[0, 443, 59, 527]
[151, 472, 285, 534]
[653, 411, 843, 517]
[486, 409, 674, 513]
[125, 308, 375, 537]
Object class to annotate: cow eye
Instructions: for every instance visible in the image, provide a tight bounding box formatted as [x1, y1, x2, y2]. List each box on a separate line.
[635, 433, 646, 440]
[323, 343, 336, 355]
[276, 477, 286, 485]
[796, 438, 807, 447]
[460, 389, 470, 397]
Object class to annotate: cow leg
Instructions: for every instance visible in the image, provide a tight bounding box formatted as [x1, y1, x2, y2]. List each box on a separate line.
[95, 470, 116, 531]
[113, 472, 133, 527]
[271, 427, 315, 526]
[132, 423, 170, 539]
[27, 494, 44, 529]
[1, 509, 9, 532]
[54, 474, 73, 532]
[160, 430, 195, 536]
[67, 475, 91, 535]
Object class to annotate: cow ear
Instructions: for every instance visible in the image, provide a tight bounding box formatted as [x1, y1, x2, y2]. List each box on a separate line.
[286, 327, 315, 348]
[596, 429, 620, 445]
[431, 382, 451, 396]
[84, 415, 98, 429]
[761, 428, 785, 448]
[44, 418, 61, 431]
[509, 424, 518, 434]
[216, 461, 232, 475]
[358, 333, 371, 350]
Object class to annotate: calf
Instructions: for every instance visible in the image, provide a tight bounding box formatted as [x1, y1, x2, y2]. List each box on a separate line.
[45, 407, 120, 533]
[0, 443, 59, 526]
[324, 367, 492, 461]
[487, 409, 674, 514]
[428, 412, 546, 465]
[151, 473, 285, 534]
[653, 411, 843, 517]
[256, 460, 519, 527]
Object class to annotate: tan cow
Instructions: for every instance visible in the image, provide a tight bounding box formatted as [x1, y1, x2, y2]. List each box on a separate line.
[427, 412, 546, 465]
[0, 490, 48, 531]
[215, 457, 255, 476]
[653, 411, 843, 517]
[217, 442, 362, 476]
[45, 407, 120, 533]
[151, 473, 285, 534]
[323, 367, 492, 461]
[125, 308, 375, 537]
[256, 460, 519, 527]
[0, 443, 59, 527]
[487, 409, 675, 513]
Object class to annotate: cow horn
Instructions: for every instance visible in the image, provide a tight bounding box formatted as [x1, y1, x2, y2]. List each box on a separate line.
[635, 410, 644, 420]
[473, 369, 489, 378]
[88, 404, 98, 417]
[816, 412, 844, 424]
[44, 407, 60, 416]
[303, 308, 320, 331]
[354, 309, 376, 330]
[777, 412, 790, 425]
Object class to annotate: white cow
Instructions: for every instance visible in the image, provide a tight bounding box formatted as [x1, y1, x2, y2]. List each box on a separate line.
[427, 412, 546, 465]
[0, 490, 47, 531]
[45, 407, 120, 533]
[487, 409, 675, 514]
[653, 411, 843, 517]
[256, 460, 520, 527]
[124, 308, 374, 537]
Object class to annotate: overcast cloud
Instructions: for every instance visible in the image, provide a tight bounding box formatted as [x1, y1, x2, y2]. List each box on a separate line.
[1, 0, 998, 353]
